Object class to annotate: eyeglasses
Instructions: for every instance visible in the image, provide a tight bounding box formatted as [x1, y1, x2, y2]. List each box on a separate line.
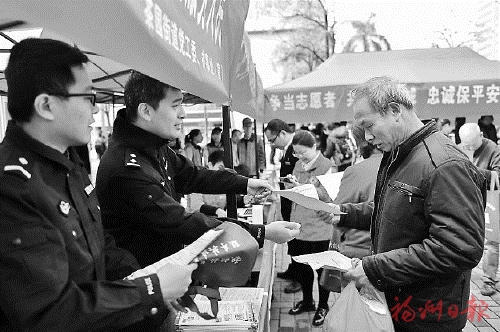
[50, 91, 98, 108]
[292, 151, 307, 157]
[268, 131, 281, 144]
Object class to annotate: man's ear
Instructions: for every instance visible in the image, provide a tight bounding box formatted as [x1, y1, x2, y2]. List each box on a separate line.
[137, 103, 152, 121]
[388, 102, 401, 115]
[33, 94, 55, 121]
[387, 102, 402, 120]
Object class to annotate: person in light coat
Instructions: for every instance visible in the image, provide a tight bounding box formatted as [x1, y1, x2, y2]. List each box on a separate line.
[286, 130, 334, 327]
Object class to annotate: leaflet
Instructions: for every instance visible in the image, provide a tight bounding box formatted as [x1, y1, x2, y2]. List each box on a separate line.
[125, 229, 224, 280]
[292, 250, 353, 271]
[177, 300, 256, 327]
[275, 185, 345, 214]
[316, 172, 344, 201]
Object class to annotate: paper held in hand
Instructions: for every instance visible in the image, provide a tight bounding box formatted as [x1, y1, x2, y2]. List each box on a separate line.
[125, 228, 224, 280]
[275, 184, 345, 215]
[292, 250, 352, 271]
[315, 172, 344, 202]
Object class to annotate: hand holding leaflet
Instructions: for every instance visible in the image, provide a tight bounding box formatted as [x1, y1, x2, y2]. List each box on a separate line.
[125, 228, 224, 280]
[316, 172, 344, 202]
[274, 184, 345, 215]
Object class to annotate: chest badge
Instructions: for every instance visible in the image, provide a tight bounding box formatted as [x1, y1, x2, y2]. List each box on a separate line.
[59, 201, 71, 216]
[84, 184, 94, 196]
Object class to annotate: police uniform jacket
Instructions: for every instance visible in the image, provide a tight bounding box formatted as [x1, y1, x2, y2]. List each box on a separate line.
[338, 122, 486, 332]
[96, 109, 265, 268]
[0, 121, 164, 332]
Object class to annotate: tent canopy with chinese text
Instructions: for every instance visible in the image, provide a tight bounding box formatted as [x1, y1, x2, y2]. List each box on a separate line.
[0, 0, 264, 120]
[264, 47, 500, 122]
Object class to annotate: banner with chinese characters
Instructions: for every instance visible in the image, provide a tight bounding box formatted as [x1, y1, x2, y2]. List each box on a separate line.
[0, 0, 250, 106]
[264, 85, 419, 123]
[416, 81, 500, 119]
[265, 81, 499, 123]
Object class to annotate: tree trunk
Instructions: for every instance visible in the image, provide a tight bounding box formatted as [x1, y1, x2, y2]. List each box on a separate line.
[324, 11, 329, 58]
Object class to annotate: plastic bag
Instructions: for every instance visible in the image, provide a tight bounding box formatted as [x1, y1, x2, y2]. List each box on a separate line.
[323, 281, 394, 332]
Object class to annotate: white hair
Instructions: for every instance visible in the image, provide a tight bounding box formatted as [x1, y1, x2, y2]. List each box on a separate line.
[352, 76, 414, 115]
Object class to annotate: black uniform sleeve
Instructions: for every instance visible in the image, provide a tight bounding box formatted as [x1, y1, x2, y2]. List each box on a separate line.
[0, 179, 164, 332]
[104, 233, 142, 280]
[199, 204, 219, 216]
[110, 177, 266, 248]
[110, 176, 221, 240]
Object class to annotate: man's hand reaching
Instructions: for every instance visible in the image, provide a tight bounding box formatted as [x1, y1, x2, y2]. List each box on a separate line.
[264, 221, 301, 243]
[317, 203, 342, 225]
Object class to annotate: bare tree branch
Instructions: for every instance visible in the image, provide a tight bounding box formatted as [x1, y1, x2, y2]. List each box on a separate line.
[284, 13, 326, 29]
[294, 43, 326, 63]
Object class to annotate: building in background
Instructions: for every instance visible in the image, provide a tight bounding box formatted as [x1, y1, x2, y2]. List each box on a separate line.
[477, 0, 500, 60]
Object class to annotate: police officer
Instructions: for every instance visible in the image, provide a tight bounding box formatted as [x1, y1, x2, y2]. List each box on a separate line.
[95, 72, 301, 331]
[0, 39, 197, 331]
[96, 71, 301, 269]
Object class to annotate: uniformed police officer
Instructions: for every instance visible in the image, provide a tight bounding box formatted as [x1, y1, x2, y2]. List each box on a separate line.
[96, 71, 301, 331]
[0, 38, 196, 332]
[96, 71, 301, 268]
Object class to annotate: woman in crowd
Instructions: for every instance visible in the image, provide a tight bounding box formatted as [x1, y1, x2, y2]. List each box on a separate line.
[204, 127, 224, 166]
[286, 130, 334, 327]
[184, 129, 204, 167]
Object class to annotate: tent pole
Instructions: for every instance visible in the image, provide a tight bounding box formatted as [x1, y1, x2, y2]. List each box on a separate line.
[253, 118, 259, 178]
[222, 104, 237, 219]
[204, 104, 209, 166]
[254, 64, 263, 179]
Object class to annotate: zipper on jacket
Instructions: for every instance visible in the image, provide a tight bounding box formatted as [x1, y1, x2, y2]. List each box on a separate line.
[373, 148, 399, 252]
[387, 183, 423, 204]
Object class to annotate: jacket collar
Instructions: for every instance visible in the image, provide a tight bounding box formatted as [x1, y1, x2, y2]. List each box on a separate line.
[296, 151, 323, 173]
[473, 138, 489, 158]
[3, 120, 80, 171]
[390, 120, 437, 162]
[241, 133, 256, 142]
[112, 108, 169, 157]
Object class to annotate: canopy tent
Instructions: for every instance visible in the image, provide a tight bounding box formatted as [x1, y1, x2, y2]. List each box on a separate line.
[264, 47, 500, 122]
[0, 0, 266, 217]
[0, 0, 264, 120]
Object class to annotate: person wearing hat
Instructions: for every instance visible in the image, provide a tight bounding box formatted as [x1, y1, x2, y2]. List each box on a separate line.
[238, 117, 266, 178]
[0, 38, 197, 332]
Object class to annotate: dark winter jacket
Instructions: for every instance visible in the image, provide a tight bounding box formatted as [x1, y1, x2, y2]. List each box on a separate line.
[338, 122, 486, 332]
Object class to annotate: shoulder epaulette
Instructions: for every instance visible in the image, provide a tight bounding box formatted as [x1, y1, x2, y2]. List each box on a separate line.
[3, 155, 32, 180]
[124, 148, 141, 168]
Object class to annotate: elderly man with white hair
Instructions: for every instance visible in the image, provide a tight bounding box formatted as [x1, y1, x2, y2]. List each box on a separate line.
[459, 122, 500, 296]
